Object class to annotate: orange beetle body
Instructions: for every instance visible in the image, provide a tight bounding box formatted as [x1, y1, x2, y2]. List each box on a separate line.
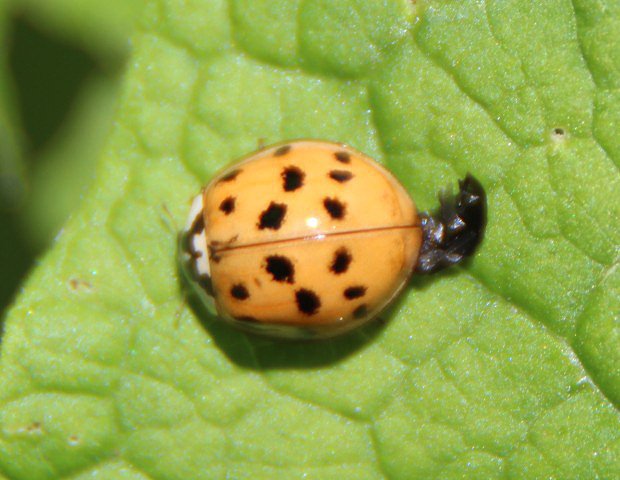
[181, 140, 486, 339]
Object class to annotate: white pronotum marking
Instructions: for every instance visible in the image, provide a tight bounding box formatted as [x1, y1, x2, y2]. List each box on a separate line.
[185, 192, 210, 277]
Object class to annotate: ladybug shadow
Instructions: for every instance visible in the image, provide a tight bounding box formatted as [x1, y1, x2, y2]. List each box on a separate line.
[186, 294, 391, 370]
[186, 267, 462, 370]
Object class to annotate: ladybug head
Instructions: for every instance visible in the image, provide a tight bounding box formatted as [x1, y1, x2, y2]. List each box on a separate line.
[415, 173, 487, 274]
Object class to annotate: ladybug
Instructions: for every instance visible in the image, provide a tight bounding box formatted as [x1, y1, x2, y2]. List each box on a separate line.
[180, 140, 486, 339]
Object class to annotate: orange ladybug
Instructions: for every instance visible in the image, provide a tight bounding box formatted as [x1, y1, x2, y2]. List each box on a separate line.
[180, 140, 486, 339]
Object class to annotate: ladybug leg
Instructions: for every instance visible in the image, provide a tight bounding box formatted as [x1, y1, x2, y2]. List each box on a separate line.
[160, 202, 179, 234]
[415, 174, 487, 274]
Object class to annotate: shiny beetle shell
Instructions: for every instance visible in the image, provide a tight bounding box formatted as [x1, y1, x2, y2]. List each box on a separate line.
[181, 140, 422, 339]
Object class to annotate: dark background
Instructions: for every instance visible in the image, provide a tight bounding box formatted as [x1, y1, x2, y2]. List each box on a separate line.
[1, 9, 129, 326]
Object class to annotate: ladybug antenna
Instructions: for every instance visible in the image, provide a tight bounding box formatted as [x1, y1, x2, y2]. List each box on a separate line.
[415, 174, 487, 274]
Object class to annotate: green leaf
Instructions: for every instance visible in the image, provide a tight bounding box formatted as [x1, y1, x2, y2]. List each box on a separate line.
[1, 0, 619, 478]
[13, 0, 148, 59]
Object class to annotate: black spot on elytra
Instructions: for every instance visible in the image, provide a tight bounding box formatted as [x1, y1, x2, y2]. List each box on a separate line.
[265, 255, 295, 283]
[274, 145, 292, 156]
[230, 284, 249, 300]
[219, 196, 236, 214]
[282, 166, 305, 192]
[323, 197, 346, 219]
[330, 247, 352, 274]
[344, 286, 366, 300]
[218, 169, 241, 183]
[295, 288, 321, 315]
[329, 170, 353, 183]
[334, 151, 351, 163]
[258, 202, 287, 230]
[353, 304, 368, 319]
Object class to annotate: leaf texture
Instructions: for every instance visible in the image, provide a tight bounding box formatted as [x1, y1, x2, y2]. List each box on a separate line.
[1, 1, 619, 479]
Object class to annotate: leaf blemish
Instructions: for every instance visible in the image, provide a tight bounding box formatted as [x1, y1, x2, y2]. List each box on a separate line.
[551, 127, 567, 142]
[25, 422, 42, 434]
[68, 278, 93, 292]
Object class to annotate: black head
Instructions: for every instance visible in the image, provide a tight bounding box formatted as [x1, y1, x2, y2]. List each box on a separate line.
[415, 174, 487, 274]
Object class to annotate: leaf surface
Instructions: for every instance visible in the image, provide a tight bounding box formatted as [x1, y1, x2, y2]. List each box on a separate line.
[1, 1, 619, 479]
